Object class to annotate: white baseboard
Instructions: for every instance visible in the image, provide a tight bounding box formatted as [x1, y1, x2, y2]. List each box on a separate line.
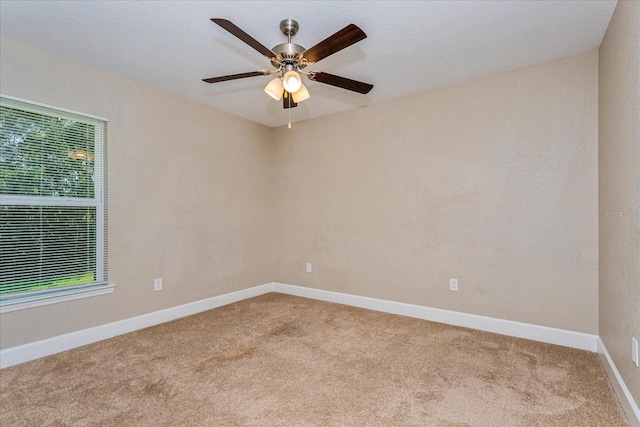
[272, 282, 598, 352]
[0, 283, 273, 369]
[598, 337, 640, 426]
[2, 282, 600, 369]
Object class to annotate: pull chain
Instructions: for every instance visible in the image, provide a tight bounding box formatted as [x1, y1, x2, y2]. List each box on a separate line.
[285, 90, 292, 129]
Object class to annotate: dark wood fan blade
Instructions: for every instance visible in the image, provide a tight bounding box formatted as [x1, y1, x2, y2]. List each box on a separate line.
[311, 72, 373, 94]
[283, 91, 297, 109]
[202, 71, 267, 84]
[212, 18, 276, 59]
[302, 24, 366, 63]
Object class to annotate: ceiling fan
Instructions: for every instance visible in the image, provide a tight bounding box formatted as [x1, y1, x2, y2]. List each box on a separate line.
[202, 18, 373, 111]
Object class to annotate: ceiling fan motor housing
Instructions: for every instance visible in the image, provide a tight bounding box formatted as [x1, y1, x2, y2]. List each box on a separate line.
[271, 43, 306, 69]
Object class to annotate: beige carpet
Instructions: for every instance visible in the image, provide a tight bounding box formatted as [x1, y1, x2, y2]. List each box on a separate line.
[0, 293, 629, 426]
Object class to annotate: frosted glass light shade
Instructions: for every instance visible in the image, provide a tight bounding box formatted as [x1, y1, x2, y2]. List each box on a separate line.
[282, 70, 302, 93]
[292, 83, 310, 103]
[264, 78, 284, 100]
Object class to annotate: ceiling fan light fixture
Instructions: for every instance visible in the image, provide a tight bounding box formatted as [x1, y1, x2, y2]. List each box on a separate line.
[283, 70, 302, 93]
[292, 83, 310, 103]
[264, 77, 284, 100]
[203, 19, 374, 115]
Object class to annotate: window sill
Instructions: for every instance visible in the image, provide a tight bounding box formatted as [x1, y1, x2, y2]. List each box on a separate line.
[0, 283, 116, 314]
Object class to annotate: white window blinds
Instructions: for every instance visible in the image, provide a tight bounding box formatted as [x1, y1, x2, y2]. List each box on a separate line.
[0, 96, 108, 308]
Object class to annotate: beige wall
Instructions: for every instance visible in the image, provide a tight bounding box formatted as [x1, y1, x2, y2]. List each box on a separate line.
[599, 0, 640, 408]
[273, 51, 599, 334]
[0, 37, 274, 349]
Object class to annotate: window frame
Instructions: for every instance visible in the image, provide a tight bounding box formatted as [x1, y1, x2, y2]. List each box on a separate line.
[0, 94, 113, 313]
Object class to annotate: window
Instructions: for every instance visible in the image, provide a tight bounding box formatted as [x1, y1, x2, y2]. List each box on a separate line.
[0, 95, 112, 313]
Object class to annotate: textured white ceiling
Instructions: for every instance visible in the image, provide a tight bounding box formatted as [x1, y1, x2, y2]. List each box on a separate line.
[0, 1, 616, 128]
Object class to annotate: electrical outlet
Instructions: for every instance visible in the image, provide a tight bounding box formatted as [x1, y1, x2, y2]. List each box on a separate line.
[633, 338, 639, 367]
[154, 278, 163, 291]
[306, 263, 312, 273]
[449, 278, 458, 291]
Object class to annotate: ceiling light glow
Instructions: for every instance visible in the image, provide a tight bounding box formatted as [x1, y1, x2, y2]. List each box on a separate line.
[283, 70, 302, 93]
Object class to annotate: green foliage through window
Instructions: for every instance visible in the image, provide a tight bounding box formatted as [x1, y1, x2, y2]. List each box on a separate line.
[0, 106, 96, 197]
